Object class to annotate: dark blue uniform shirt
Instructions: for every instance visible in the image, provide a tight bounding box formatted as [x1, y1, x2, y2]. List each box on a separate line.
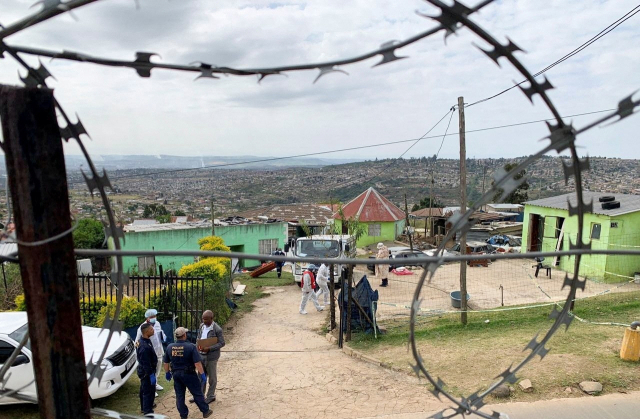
[136, 337, 158, 378]
[163, 340, 202, 374]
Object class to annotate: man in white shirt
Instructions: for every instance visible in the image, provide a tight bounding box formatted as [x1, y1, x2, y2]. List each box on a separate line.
[135, 308, 167, 392]
[315, 263, 331, 306]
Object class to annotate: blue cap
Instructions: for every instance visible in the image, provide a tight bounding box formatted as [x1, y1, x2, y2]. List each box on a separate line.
[145, 308, 158, 318]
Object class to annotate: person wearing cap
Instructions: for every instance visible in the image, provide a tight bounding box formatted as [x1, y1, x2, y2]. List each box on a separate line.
[136, 322, 158, 415]
[273, 247, 285, 278]
[376, 243, 390, 287]
[135, 308, 167, 392]
[300, 264, 324, 314]
[164, 327, 213, 419]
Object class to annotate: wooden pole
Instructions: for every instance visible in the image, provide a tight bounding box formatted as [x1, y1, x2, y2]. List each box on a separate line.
[404, 194, 413, 251]
[329, 264, 336, 330]
[346, 264, 353, 341]
[458, 96, 468, 325]
[0, 85, 91, 419]
[211, 198, 215, 235]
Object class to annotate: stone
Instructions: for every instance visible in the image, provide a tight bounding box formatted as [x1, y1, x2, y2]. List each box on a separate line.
[493, 384, 511, 398]
[579, 381, 603, 394]
[518, 379, 533, 392]
[564, 387, 572, 394]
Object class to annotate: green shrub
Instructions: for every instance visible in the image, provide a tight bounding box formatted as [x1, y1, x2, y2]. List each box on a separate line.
[97, 296, 147, 329]
[80, 297, 108, 327]
[145, 288, 177, 322]
[14, 294, 26, 311]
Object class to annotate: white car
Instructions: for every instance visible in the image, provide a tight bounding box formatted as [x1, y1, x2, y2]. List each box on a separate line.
[0, 312, 138, 405]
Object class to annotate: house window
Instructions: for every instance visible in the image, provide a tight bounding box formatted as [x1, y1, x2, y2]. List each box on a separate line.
[368, 224, 381, 236]
[138, 256, 156, 273]
[590, 223, 601, 240]
[259, 239, 279, 255]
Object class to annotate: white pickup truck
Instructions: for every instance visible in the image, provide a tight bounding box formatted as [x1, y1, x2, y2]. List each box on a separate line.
[292, 234, 355, 286]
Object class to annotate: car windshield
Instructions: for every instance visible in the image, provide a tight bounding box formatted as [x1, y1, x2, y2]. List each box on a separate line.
[296, 240, 340, 258]
[8, 324, 31, 350]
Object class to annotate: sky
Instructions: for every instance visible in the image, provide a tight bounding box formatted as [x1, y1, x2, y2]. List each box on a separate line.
[0, 0, 639, 162]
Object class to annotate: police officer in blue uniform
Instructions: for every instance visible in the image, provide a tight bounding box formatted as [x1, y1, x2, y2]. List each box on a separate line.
[164, 327, 213, 419]
[136, 322, 158, 415]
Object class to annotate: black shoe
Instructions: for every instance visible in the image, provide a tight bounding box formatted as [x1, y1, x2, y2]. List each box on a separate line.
[204, 409, 213, 418]
[205, 395, 216, 403]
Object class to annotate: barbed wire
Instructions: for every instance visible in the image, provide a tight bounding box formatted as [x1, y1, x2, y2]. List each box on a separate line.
[0, 0, 639, 417]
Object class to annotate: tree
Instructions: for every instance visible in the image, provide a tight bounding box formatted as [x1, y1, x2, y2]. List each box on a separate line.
[492, 163, 530, 204]
[142, 204, 169, 218]
[174, 210, 186, 216]
[156, 214, 171, 224]
[411, 197, 445, 212]
[73, 218, 105, 249]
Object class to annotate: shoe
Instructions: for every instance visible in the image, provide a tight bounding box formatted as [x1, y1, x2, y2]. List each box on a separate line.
[317, 306, 325, 312]
[156, 384, 163, 391]
[204, 408, 213, 418]
[299, 310, 308, 315]
[189, 398, 195, 403]
[155, 392, 158, 397]
[205, 395, 216, 403]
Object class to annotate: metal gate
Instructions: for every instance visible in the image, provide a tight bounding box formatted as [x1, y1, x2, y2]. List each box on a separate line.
[78, 267, 205, 334]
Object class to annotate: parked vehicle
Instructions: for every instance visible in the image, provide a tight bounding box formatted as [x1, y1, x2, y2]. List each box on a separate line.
[486, 234, 522, 253]
[292, 235, 356, 285]
[0, 312, 137, 405]
[367, 247, 439, 272]
[448, 241, 498, 261]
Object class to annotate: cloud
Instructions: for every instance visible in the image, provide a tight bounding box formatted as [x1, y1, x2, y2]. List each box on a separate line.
[0, 0, 638, 161]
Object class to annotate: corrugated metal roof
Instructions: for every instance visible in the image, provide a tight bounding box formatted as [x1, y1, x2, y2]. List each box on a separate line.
[237, 203, 333, 224]
[525, 191, 640, 216]
[335, 187, 405, 222]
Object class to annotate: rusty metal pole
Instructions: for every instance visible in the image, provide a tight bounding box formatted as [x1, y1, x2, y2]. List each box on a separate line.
[0, 85, 91, 419]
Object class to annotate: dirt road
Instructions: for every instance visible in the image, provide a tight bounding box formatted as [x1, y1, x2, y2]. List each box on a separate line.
[156, 285, 445, 419]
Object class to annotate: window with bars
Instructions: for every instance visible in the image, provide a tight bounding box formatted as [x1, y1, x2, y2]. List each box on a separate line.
[138, 256, 156, 273]
[368, 224, 381, 236]
[259, 239, 279, 255]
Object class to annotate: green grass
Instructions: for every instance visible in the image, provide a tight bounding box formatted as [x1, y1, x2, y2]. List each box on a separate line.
[0, 375, 173, 419]
[230, 271, 295, 314]
[347, 291, 640, 400]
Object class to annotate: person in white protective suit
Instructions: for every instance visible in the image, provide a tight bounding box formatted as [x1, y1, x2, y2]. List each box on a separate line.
[135, 308, 167, 393]
[315, 263, 331, 306]
[300, 264, 324, 315]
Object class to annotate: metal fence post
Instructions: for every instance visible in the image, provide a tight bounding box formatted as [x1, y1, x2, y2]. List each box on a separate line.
[0, 85, 91, 419]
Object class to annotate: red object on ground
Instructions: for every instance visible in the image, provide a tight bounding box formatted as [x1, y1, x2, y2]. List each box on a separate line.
[250, 262, 277, 278]
[391, 269, 414, 276]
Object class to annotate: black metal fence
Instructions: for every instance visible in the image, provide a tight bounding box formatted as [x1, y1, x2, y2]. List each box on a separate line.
[78, 267, 205, 333]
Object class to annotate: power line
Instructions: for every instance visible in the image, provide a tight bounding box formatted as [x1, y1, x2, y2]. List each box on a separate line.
[468, 4, 640, 108]
[70, 107, 614, 185]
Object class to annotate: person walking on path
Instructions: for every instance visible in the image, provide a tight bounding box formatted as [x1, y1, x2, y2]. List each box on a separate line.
[274, 247, 285, 278]
[315, 263, 331, 306]
[164, 327, 213, 419]
[191, 310, 225, 404]
[376, 242, 390, 287]
[136, 323, 158, 416]
[135, 308, 167, 393]
[300, 264, 324, 314]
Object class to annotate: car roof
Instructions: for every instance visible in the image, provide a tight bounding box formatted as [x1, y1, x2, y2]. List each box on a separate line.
[0, 311, 28, 334]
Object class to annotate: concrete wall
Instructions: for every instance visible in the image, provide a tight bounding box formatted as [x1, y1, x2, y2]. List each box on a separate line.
[522, 204, 640, 282]
[122, 222, 288, 272]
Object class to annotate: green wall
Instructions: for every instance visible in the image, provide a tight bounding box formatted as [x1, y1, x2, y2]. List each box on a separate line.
[522, 204, 640, 282]
[334, 219, 406, 247]
[122, 222, 288, 272]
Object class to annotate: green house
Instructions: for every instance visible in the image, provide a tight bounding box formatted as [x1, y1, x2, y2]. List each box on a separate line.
[121, 221, 288, 272]
[522, 192, 640, 282]
[334, 187, 406, 247]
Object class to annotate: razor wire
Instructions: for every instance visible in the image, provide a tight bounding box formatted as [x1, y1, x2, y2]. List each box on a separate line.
[0, 0, 638, 418]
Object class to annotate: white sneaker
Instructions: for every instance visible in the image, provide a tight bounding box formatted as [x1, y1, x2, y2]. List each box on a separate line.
[156, 384, 163, 391]
[317, 306, 325, 312]
[155, 392, 159, 397]
[299, 310, 308, 315]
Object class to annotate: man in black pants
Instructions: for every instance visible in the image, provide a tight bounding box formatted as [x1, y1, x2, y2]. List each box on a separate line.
[274, 248, 285, 278]
[164, 327, 213, 419]
[136, 323, 157, 415]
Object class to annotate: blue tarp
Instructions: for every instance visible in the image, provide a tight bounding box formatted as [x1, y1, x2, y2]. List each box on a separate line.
[338, 275, 379, 334]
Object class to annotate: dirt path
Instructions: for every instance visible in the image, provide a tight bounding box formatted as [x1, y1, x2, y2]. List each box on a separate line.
[156, 285, 446, 419]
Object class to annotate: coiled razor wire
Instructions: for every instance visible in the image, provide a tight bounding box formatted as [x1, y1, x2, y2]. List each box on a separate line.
[0, 1, 638, 418]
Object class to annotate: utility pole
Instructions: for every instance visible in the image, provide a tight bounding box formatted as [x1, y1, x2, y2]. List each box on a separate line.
[429, 170, 435, 238]
[404, 194, 413, 251]
[329, 264, 336, 330]
[210, 198, 215, 236]
[0, 85, 91, 419]
[481, 165, 487, 196]
[458, 96, 468, 325]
